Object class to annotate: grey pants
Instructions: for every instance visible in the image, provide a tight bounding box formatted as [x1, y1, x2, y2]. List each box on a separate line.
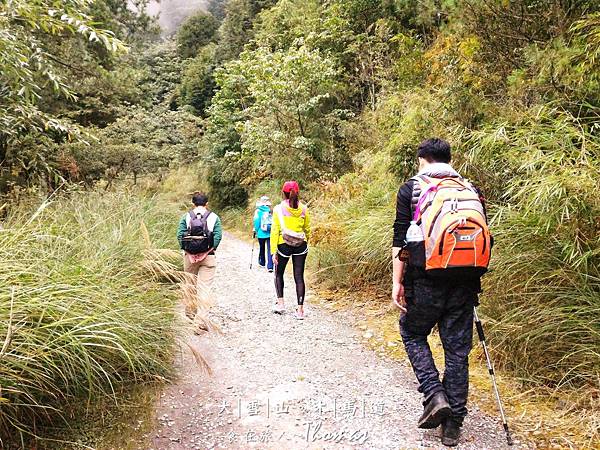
[399, 277, 478, 424]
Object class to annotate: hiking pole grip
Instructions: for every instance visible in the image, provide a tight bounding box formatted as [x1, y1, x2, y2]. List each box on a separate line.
[473, 307, 486, 342]
[475, 317, 486, 342]
[474, 308, 494, 376]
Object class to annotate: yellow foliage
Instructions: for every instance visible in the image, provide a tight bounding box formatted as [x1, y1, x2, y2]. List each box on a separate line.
[424, 33, 497, 93]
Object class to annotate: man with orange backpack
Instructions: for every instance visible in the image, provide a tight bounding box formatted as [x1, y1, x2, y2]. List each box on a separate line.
[391, 138, 491, 447]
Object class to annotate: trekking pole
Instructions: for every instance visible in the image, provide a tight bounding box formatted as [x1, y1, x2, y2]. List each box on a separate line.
[250, 231, 256, 269]
[474, 307, 513, 446]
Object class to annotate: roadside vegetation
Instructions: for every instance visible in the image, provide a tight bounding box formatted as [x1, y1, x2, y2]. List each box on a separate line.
[0, 189, 181, 446]
[0, 1, 198, 446]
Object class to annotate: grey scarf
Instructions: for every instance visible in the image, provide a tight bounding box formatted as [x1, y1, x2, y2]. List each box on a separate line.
[417, 162, 460, 178]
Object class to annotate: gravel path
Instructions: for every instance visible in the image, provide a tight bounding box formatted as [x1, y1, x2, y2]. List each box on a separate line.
[146, 233, 517, 450]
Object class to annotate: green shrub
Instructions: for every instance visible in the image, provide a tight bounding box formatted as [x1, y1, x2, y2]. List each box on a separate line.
[309, 150, 397, 291]
[179, 44, 218, 116]
[202, 44, 353, 208]
[176, 12, 219, 58]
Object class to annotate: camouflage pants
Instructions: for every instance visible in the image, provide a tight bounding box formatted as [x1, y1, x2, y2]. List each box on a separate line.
[399, 277, 478, 424]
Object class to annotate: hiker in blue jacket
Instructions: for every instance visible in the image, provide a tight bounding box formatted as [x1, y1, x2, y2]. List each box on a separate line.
[253, 196, 274, 272]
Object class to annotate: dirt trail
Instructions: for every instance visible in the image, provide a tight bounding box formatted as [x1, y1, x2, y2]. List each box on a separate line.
[143, 233, 518, 450]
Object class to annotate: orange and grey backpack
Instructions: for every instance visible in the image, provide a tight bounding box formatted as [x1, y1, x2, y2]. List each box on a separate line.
[408, 175, 492, 278]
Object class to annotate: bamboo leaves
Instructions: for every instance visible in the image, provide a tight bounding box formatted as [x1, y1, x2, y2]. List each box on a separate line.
[0, 0, 126, 147]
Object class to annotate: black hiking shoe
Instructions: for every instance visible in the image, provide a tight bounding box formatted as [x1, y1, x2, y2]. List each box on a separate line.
[441, 418, 461, 447]
[418, 391, 452, 429]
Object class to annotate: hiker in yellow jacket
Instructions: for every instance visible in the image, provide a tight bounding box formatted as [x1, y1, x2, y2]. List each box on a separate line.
[271, 180, 311, 319]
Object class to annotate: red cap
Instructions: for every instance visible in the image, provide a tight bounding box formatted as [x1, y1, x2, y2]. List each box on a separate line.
[282, 180, 299, 193]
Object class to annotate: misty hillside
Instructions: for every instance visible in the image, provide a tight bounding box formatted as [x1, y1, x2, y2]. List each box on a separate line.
[147, 0, 207, 35]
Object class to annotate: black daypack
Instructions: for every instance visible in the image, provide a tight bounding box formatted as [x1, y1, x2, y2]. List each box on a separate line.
[182, 210, 214, 254]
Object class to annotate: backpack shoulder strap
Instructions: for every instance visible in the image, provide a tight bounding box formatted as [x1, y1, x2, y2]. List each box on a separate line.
[462, 178, 478, 193]
[409, 175, 431, 197]
[200, 210, 214, 232]
[187, 210, 197, 229]
[412, 179, 444, 222]
[409, 176, 430, 219]
[276, 204, 287, 231]
[410, 174, 430, 183]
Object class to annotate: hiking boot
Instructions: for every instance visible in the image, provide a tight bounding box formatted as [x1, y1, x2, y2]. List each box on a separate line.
[193, 322, 209, 335]
[441, 418, 461, 447]
[418, 391, 452, 429]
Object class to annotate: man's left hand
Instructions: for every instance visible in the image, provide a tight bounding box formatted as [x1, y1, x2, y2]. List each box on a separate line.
[392, 282, 406, 313]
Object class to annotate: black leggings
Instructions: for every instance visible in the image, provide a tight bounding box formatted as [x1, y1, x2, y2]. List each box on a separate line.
[274, 244, 308, 305]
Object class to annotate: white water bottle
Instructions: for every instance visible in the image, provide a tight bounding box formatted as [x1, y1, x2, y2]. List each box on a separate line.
[406, 220, 424, 243]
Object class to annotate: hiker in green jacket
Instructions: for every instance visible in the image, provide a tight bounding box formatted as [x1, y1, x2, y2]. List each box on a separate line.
[176, 192, 223, 331]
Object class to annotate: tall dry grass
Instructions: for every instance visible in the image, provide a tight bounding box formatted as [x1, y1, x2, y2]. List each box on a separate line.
[0, 188, 183, 446]
[460, 106, 600, 389]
